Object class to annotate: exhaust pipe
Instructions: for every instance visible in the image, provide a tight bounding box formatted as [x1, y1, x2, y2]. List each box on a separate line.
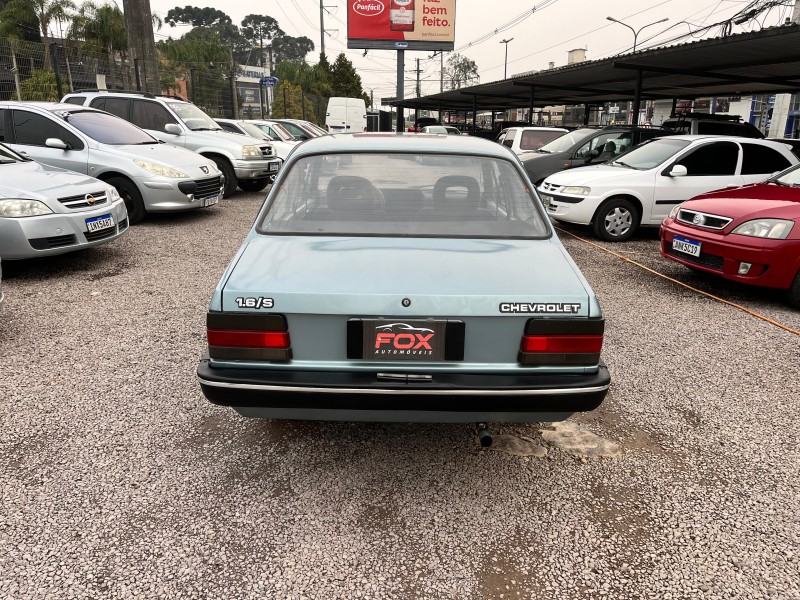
[476, 423, 493, 447]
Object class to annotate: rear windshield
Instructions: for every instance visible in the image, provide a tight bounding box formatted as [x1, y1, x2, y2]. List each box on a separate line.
[258, 153, 550, 238]
[536, 128, 596, 154]
[519, 129, 566, 150]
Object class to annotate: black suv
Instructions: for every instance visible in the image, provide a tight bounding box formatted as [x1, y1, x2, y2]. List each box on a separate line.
[520, 126, 675, 186]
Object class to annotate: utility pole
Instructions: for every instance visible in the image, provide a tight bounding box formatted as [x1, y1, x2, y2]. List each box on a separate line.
[319, 0, 325, 58]
[407, 59, 423, 98]
[415, 58, 421, 97]
[440, 52, 444, 92]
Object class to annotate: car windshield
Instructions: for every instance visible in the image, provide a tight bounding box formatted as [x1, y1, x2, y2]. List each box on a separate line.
[610, 138, 692, 170]
[258, 153, 550, 239]
[240, 122, 269, 139]
[167, 103, 222, 131]
[305, 123, 328, 136]
[424, 126, 449, 134]
[63, 110, 158, 145]
[255, 122, 294, 141]
[773, 163, 800, 186]
[535, 128, 597, 154]
[296, 121, 324, 137]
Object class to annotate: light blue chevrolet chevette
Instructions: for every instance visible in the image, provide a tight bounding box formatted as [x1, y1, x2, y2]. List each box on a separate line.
[197, 133, 610, 423]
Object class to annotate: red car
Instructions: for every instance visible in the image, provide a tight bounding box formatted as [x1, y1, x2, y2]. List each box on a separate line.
[660, 163, 800, 308]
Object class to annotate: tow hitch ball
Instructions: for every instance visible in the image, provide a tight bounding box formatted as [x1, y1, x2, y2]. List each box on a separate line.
[476, 423, 493, 447]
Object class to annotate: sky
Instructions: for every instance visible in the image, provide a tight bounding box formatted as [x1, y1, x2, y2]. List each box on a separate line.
[141, 0, 797, 103]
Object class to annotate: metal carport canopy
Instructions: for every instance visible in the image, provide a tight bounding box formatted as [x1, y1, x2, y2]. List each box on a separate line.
[393, 23, 800, 112]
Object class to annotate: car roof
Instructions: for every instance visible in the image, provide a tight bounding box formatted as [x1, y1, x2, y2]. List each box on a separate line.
[649, 134, 784, 144]
[0, 101, 102, 113]
[506, 126, 569, 132]
[289, 132, 515, 160]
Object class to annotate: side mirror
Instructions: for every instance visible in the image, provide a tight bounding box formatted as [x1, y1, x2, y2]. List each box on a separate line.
[164, 123, 181, 135]
[45, 138, 68, 150]
[669, 164, 688, 177]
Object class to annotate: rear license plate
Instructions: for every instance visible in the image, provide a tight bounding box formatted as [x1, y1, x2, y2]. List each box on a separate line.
[540, 193, 553, 207]
[268, 161, 280, 172]
[673, 235, 701, 257]
[86, 214, 114, 232]
[200, 194, 219, 207]
[363, 319, 447, 361]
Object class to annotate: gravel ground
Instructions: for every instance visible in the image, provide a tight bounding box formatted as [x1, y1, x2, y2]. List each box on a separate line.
[1, 192, 798, 599]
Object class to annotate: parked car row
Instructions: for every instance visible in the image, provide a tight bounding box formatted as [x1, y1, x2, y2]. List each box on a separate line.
[61, 90, 283, 196]
[0, 90, 336, 262]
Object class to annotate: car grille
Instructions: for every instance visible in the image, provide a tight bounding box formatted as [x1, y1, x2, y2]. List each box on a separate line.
[195, 176, 223, 197]
[259, 145, 276, 159]
[29, 234, 77, 250]
[119, 218, 128, 231]
[677, 209, 732, 230]
[667, 246, 724, 271]
[85, 225, 118, 242]
[58, 191, 108, 209]
[539, 182, 561, 193]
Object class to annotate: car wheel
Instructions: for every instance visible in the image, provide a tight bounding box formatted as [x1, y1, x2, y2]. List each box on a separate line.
[593, 197, 638, 242]
[210, 157, 237, 198]
[787, 271, 800, 309]
[237, 179, 269, 192]
[107, 176, 145, 225]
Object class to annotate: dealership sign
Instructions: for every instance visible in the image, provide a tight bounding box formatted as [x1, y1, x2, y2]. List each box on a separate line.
[348, 0, 456, 51]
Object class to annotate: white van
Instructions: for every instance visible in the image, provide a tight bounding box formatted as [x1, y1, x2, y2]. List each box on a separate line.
[326, 97, 367, 133]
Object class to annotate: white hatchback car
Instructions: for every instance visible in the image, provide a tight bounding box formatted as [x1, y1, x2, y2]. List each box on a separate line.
[538, 135, 798, 241]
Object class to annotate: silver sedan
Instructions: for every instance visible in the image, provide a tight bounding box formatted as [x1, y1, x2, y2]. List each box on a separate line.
[0, 143, 128, 259]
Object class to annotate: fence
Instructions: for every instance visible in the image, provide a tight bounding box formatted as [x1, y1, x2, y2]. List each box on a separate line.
[0, 36, 329, 127]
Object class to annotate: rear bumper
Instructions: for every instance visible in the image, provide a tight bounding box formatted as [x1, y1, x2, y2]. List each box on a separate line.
[197, 358, 610, 422]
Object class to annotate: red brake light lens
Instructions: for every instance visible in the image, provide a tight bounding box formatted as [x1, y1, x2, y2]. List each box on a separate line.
[521, 335, 603, 353]
[207, 330, 290, 349]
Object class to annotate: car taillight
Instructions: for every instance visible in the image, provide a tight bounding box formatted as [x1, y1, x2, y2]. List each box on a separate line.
[519, 318, 604, 366]
[206, 312, 291, 361]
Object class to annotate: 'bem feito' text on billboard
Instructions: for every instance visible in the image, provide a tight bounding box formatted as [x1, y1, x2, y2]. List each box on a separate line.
[348, 0, 456, 51]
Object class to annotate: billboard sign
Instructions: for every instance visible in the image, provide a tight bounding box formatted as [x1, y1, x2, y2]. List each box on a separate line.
[348, 0, 456, 51]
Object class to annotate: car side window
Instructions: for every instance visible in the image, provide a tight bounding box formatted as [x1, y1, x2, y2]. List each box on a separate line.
[502, 129, 516, 148]
[91, 97, 130, 120]
[676, 141, 738, 176]
[64, 96, 86, 105]
[0, 108, 5, 142]
[132, 100, 176, 131]
[575, 133, 629, 160]
[740, 143, 792, 175]
[11, 110, 84, 150]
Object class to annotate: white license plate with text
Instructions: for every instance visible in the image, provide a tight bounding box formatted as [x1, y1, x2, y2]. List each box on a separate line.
[86, 214, 115, 232]
[673, 235, 701, 257]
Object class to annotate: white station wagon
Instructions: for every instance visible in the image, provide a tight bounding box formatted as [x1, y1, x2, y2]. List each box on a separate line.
[538, 135, 798, 241]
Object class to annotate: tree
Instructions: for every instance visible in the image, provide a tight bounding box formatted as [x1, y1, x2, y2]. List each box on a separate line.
[330, 52, 364, 98]
[240, 14, 281, 69]
[70, 1, 126, 87]
[0, 0, 42, 41]
[0, 0, 76, 67]
[272, 33, 314, 64]
[445, 53, 479, 90]
[165, 5, 230, 27]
